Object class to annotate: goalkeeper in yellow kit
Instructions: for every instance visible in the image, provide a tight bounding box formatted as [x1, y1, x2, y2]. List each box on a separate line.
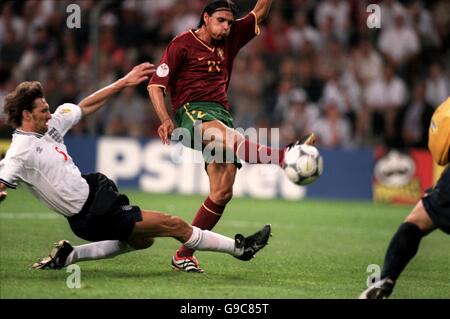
[359, 97, 450, 299]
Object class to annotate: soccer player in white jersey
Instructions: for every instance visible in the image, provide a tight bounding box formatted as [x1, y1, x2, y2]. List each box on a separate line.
[0, 63, 271, 271]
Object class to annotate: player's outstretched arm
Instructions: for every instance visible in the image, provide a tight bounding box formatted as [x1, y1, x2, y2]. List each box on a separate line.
[79, 62, 155, 117]
[148, 86, 174, 145]
[0, 182, 7, 202]
[253, 0, 272, 22]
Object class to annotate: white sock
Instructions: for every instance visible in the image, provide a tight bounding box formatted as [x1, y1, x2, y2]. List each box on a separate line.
[183, 226, 243, 257]
[64, 240, 134, 266]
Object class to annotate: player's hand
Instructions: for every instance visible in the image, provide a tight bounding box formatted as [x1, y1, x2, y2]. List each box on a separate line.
[158, 119, 175, 145]
[123, 62, 155, 87]
[0, 190, 7, 203]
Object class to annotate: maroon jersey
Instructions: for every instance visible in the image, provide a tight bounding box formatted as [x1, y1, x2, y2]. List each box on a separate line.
[148, 12, 260, 113]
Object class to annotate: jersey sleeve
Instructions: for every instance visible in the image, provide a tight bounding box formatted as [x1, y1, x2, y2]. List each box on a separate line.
[48, 103, 83, 137]
[0, 157, 23, 189]
[148, 39, 185, 95]
[227, 12, 260, 57]
[428, 97, 450, 166]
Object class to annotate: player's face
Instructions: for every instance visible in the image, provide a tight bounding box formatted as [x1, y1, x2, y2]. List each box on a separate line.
[205, 11, 234, 40]
[29, 98, 52, 134]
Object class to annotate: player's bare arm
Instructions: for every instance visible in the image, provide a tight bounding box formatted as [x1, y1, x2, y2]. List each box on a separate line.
[79, 62, 155, 117]
[0, 182, 7, 202]
[252, 0, 272, 22]
[148, 86, 174, 145]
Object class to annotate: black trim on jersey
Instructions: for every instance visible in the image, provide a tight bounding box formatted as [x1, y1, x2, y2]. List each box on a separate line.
[0, 178, 16, 189]
[14, 129, 43, 139]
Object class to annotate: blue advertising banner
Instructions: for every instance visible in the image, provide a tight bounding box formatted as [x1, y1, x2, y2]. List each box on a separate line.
[65, 136, 98, 174]
[307, 149, 374, 200]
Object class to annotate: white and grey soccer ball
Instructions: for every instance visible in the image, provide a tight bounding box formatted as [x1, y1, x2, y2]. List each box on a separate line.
[283, 144, 323, 186]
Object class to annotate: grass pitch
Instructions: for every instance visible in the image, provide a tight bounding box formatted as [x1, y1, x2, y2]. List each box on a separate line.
[0, 187, 448, 299]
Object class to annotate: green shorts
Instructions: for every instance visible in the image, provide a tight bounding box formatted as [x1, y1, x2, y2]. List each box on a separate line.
[174, 102, 242, 169]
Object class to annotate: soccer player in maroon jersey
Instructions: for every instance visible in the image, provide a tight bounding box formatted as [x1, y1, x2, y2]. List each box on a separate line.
[148, 0, 314, 272]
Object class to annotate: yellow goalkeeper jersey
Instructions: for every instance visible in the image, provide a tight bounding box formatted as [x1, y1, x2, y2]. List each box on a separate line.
[428, 97, 450, 166]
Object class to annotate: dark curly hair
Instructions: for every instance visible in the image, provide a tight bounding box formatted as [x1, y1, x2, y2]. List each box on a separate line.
[3, 81, 44, 128]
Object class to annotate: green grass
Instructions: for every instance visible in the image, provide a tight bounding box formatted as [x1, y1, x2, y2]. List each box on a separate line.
[0, 187, 448, 299]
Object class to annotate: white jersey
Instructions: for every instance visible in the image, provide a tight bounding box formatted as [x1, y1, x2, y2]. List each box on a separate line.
[0, 103, 89, 217]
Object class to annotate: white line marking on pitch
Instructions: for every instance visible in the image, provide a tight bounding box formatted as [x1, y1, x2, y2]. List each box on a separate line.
[0, 212, 58, 219]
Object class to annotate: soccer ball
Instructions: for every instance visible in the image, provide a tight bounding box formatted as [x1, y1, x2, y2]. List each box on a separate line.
[283, 144, 323, 185]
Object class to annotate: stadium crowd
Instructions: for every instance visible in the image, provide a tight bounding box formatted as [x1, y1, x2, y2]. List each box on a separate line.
[0, 0, 449, 149]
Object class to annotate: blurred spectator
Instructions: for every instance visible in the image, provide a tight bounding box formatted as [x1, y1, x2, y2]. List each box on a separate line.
[229, 55, 272, 128]
[104, 87, 152, 137]
[58, 48, 82, 83]
[0, 76, 16, 138]
[399, 81, 434, 148]
[171, 0, 202, 36]
[142, 0, 177, 30]
[278, 88, 318, 145]
[57, 80, 79, 106]
[378, 12, 420, 71]
[409, 0, 441, 49]
[296, 60, 324, 103]
[117, 0, 145, 48]
[272, 77, 294, 125]
[363, 63, 407, 145]
[316, 38, 347, 80]
[280, 57, 298, 82]
[287, 11, 321, 54]
[42, 76, 61, 113]
[0, 2, 26, 43]
[431, 0, 450, 49]
[0, 27, 24, 72]
[22, 0, 54, 45]
[261, 10, 291, 58]
[425, 63, 449, 107]
[379, 0, 408, 29]
[316, 0, 350, 45]
[14, 24, 58, 81]
[321, 67, 362, 138]
[312, 99, 353, 148]
[350, 38, 383, 87]
[82, 22, 125, 70]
